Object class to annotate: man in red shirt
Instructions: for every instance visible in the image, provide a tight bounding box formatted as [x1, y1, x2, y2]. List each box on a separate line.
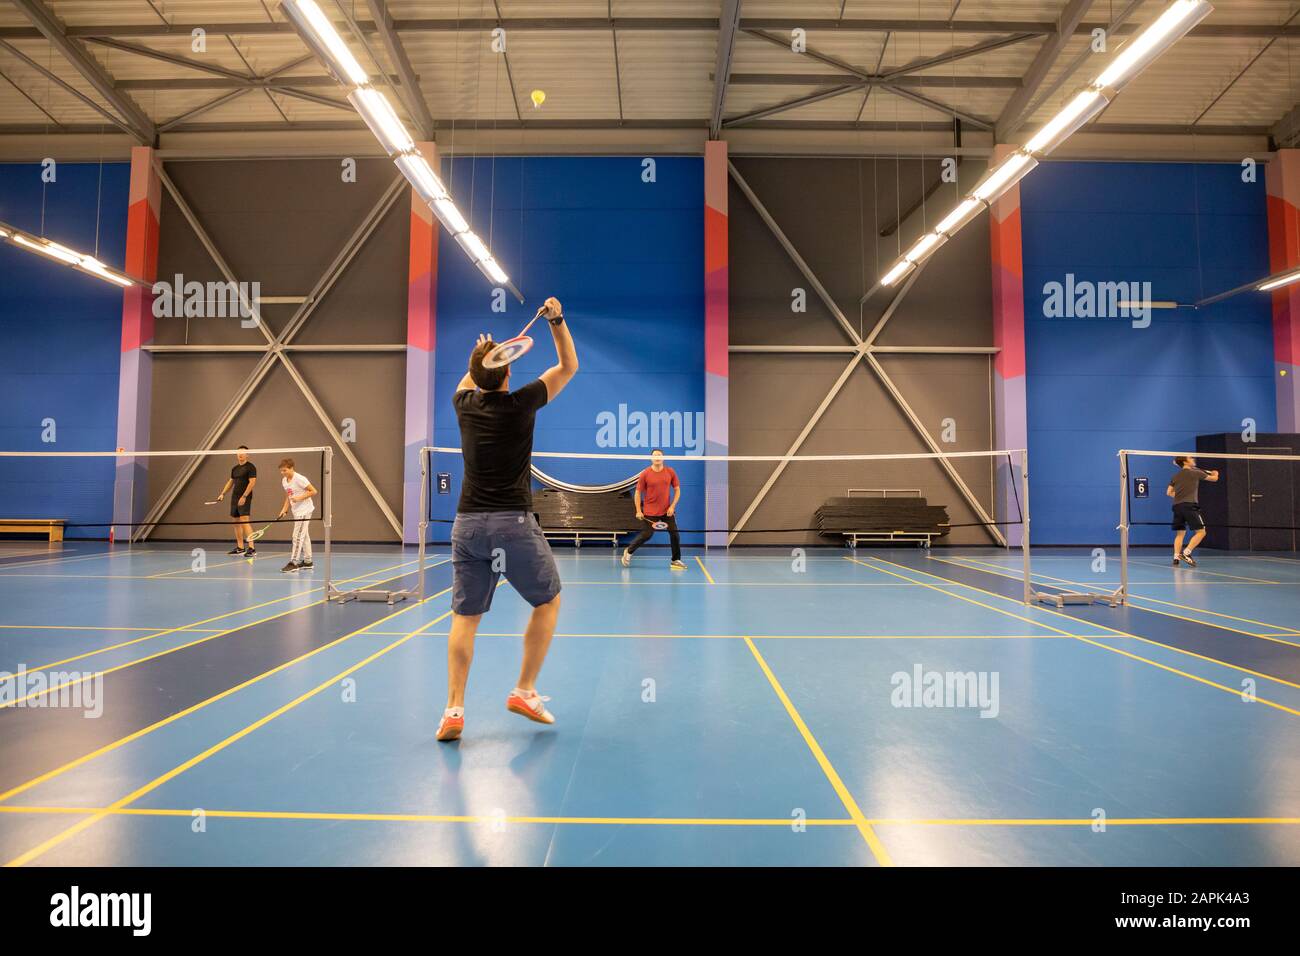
[623, 449, 686, 570]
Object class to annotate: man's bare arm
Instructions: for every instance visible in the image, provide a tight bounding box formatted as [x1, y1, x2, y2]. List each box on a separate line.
[537, 297, 578, 402]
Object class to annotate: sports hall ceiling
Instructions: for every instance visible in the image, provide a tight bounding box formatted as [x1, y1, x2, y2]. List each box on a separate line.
[0, 1, 1296, 161]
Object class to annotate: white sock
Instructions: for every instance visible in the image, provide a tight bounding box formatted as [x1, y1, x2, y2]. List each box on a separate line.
[444, 706, 463, 718]
[512, 687, 535, 699]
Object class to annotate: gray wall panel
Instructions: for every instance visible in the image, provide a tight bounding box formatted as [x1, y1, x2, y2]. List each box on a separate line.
[728, 157, 997, 547]
[147, 159, 408, 542]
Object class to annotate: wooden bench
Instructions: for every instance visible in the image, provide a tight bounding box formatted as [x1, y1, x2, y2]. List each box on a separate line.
[0, 519, 64, 542]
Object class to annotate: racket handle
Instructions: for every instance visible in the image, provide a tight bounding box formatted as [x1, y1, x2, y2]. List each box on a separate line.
[518, 305, 546, 338]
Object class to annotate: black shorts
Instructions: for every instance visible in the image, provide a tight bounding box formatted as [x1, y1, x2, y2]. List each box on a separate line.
[1171, 502, 1205, 532]
[230, 495, 252, 518]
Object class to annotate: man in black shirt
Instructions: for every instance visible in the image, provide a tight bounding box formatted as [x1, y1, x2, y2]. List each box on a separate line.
[1167, 455, 1219, 567]
[437, 296, 577, 742]
[216, 445, 258, 556]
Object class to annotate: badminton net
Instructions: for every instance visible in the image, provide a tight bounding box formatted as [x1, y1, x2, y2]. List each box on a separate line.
[417, 445, 1032, 598]
[0, 445, 330, 547]
[1117, 446, 1300, 598]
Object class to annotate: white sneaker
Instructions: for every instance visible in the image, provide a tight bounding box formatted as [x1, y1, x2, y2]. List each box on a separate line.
[621, 549, 632, 567]
[506, 689, 554, 725]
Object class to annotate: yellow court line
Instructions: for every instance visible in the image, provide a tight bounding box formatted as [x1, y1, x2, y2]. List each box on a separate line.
[743, 636, 893, 866]
[0, 550, 119, 572]
[0, 804, 1294, 827]
[952, 554, 1300, 642]
[871, 556, 1300, 713]
[0, 805, 853, 826]
[148, 550, 278, 577]
[0, 582, 453, 808]
[4, 557, 430, 694]
[0, 623, 212, 632]
[5, 593, 473, 867]
[845, 556, 1073, 637]
[694, 555, 715, 584]
[932, 556, 1300, 690]
[1127, 557, 1281, 584]
[361, 630, 1075, 640]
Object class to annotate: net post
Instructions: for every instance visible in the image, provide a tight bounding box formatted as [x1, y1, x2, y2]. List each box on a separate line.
[1118, 450, 1129, 606]
[417, 445, 429, 602]
[323, 445, 335, 600]
[1021, 448, 1031, 605]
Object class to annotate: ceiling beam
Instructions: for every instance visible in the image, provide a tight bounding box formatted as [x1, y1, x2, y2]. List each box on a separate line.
[0, 37, 140, 136]
[996, 0, 1094, 140]
[0, 19, 1294, 40]
[882, 32, 1039, 78]
[727, 72, 1020, 88]
[710, 0, 743, 138]
[83, 36, 252, 80]
[0, 119, 1272, 137]
[364, 0, 434, 139]
[9, 0, 156, 144]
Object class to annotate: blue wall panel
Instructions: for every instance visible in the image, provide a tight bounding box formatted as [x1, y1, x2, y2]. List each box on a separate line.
[0, 163, 129, 537]
[431, 157, 705, 543]
[1021, 162, 1276, 544]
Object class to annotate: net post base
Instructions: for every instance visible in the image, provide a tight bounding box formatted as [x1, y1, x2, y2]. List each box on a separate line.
[330, 585, 413, 606]
[1032, 588, 1121, 608]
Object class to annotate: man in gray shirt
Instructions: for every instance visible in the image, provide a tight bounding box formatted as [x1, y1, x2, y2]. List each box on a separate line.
[1166, 456, 1219, 567]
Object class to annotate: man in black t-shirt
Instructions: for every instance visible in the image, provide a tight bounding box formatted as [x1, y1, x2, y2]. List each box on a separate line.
[437, 296, 578, 742]
[216, 445, 258, 556]
[1167, 455, 1219, 567]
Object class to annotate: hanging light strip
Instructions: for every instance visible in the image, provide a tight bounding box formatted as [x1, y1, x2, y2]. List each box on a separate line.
[281, 0, 523, 302]
[879, 0, 1213, 286]
[0, 218, 139, 288]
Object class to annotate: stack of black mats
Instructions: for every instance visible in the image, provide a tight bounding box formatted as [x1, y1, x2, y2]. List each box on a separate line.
[533, 488, 637, 532]
[815, 496, 950, 540]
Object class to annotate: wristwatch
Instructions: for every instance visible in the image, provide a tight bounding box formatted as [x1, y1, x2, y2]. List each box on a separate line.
[548, 313, 565, 326]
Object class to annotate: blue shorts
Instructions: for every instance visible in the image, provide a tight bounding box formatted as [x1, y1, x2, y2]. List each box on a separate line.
[451, 511, 561, 615]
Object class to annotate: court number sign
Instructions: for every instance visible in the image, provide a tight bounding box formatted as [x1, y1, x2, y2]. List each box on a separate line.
[1134, 476, 1149, 499]
[437, 473, 451, 495]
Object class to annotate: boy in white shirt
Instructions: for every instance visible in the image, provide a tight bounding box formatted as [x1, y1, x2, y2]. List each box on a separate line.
[276, 458, 318, 573]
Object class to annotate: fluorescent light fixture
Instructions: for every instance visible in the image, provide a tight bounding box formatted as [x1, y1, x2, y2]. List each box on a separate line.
[79, 261, 134, 287]
[972, 152, 1038, 203]
[934, 198, 985, 236]
[281, 0, 520, 298]
[903, 232, 947, 264]
[1024, 89, 1109, 155]
[13, 233, 81, 265]
[1095, 0, 1212, 91]
[394, 152, 448, 203]
[349, 87, 415, 156]
[433, 198, 469, 235]
[881, 259, 916, 287]
[457, 231, 493, 263]
[1258, 267, 1300, 292]
[479, 257, 510, 285]
[3, 222, 138, 288]
[281, 0, 370, 86]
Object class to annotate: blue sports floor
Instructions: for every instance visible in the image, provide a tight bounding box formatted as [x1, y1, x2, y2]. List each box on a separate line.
[0, 540, 1297, 866]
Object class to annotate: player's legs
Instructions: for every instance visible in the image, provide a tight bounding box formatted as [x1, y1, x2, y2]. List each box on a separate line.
[445, 611, 481, 708]
[517, 593, 559, 692]
[665, 515, 683, 565]
[625, 519, 656, 555]
[296, 517, 313, 563]
[1172, 529, 1185, 560]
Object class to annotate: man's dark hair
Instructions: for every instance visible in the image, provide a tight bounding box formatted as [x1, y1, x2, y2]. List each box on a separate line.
[1174, 456, 1189, 467]
[651, 449, 664, 456]
[237, 445, 248, 451]
[469, 339, 509, 391]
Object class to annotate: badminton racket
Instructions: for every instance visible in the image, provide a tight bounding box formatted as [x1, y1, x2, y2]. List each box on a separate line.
[481, 306, 547, 369]
[246, 523, 273, 542]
